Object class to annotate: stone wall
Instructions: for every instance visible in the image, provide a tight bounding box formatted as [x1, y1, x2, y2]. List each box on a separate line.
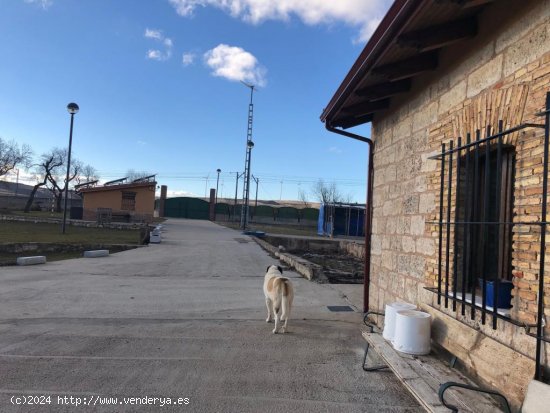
[1, 214, 148, 231]
[0, 242, 138, 254]
[368, 0, 550, 407]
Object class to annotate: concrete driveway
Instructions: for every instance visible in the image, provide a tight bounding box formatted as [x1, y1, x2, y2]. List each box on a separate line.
[0, 219, 421, 412]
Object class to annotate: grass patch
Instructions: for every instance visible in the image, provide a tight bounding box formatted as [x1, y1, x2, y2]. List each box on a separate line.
[1, 210, 64, 219]
[217, 221, 319, 237]
[0, 221, 141, 244]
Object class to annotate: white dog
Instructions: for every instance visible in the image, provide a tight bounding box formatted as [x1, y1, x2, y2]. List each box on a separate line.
[264, 265, 294, 334]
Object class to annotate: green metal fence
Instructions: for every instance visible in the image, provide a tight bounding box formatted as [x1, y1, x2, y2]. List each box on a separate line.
[163, 197, 319, 224]
[164, 197, 210, 219]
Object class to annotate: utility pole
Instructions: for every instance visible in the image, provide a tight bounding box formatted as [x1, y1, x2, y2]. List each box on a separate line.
[233, 171, 244, 222]
[240, 82, 255, 230]
[252, 175, 259, 207]
[204, 174, 210, 198]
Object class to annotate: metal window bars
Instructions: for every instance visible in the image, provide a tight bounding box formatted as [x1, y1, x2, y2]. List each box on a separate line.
[427, 91, 550, 379]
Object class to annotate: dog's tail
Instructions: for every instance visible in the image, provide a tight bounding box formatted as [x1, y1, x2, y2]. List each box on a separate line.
[272, 277, 290, 313]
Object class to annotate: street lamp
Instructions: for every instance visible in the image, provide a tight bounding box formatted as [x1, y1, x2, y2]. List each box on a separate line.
[216, 168, 221, 205]
[62, 102, 79, 234]
[242, 140, 254, 229]
[240, 81, 256, 230]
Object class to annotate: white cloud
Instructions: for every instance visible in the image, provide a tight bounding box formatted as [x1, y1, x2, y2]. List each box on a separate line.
[168, 0, 392, 42]
[137, 140, 147, 146]
[328, 146, 343, 154]
[24, 0, 53, 9]
[144, 28, 173, 61]
[182, 52, 196, 66]
[144, 28, 163, 40]
[167, 189, 198, 197]
[147, 50, 163, 61]
[203, 44, 266, 86]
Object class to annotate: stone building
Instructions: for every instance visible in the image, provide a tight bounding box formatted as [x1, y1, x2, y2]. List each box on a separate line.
[321, 0, 550, 408]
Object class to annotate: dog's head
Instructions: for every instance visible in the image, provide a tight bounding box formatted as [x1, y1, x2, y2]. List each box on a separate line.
[266, 265, 283, 274]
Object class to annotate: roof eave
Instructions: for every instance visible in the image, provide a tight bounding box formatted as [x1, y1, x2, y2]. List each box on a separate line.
[321, 0, 425, 125]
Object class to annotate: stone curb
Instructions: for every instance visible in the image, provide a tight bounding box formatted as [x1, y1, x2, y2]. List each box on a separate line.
[16, 256, 47, 266]
[83, 250, 109, 258]
[251, 236, 325, 281]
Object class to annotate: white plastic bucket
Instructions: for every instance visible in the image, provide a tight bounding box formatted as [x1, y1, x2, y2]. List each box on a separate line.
[392, 310, 431, 355]
[382, 302, 417, 342]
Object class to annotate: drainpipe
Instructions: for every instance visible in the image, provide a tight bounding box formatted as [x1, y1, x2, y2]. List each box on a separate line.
[326, 123, 374, 313]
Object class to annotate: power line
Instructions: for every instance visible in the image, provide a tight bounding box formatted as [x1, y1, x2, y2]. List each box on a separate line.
[85, 170, 367, 187]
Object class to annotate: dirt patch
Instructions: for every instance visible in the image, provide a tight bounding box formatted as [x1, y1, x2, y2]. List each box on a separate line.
[293, 251, 364, 284]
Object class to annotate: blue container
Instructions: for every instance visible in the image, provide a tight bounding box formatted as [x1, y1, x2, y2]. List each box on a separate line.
[483, 280, 513, 309]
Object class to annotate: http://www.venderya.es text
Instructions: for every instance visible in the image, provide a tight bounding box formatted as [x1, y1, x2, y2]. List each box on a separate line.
[10, 394, 190, 408]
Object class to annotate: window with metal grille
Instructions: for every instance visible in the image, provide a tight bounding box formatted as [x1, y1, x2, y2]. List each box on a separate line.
[428, 115, 547, 331]
[426, 92, 550, 381]
[121, 191, 136, 211]
[456, 145, 515, 295]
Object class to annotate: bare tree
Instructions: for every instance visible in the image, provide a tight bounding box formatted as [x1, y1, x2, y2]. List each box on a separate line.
[298, 188, 311, 208]
[47, 151, 83, 213]
[126, 169, 153, 182]
[78, 164, 99, 184]
[311, 179, 342, 204]
[0, 138, 32, 177]
[24, 150, 64, 212]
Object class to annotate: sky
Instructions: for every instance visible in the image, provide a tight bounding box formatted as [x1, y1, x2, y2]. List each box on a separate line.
[0, 0, 391, 203]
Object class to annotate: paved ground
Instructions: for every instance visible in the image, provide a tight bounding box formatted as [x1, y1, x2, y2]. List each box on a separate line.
[0, 219, 421, 412]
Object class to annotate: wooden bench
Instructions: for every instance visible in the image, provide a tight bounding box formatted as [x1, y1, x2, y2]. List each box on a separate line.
[362, 313, 508, 412]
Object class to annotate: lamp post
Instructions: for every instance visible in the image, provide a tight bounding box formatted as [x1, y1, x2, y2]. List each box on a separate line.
[62, 102, 79, 234]
[240, 81, 256, 230]
[241, 140, 254, 229]
[216, 168, 221, 205]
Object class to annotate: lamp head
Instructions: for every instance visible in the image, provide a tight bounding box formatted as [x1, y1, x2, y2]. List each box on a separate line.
[67, 102, 79, 115]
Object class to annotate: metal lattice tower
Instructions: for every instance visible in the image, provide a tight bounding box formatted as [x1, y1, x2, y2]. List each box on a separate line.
[240, 83, 255, 229]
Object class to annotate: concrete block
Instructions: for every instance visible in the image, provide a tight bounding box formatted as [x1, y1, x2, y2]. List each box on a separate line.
[16, 256, 46, 266]
[83, 250, 109, 258]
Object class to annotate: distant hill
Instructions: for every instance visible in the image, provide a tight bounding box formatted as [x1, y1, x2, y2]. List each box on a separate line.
[0, 180, 51, 197]
[0, 180, 79, 199]
[200, 197, 321, 209]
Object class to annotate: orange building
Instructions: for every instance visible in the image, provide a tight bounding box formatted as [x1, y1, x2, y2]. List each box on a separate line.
[80, 180, 156, 223]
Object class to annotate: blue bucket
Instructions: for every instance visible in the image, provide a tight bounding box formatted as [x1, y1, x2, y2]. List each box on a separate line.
[481, 280, 513, 309]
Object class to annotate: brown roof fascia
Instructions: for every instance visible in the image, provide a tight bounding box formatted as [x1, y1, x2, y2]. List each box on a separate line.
[320, 0, 425, 125]
[79, 181, 156, 193]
